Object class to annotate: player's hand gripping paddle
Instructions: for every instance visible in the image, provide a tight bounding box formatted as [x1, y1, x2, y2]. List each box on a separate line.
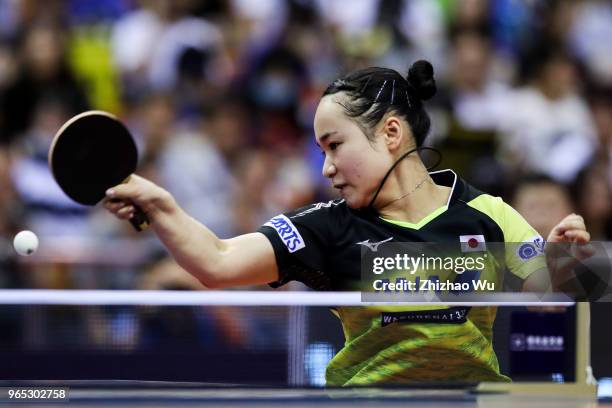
[49, 110, 149, 231]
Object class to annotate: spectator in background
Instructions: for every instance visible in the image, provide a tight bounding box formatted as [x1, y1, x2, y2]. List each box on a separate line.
[589, 90, 612, 180]
[449, 0, 490, 35]
[231, 149, 316, 235]
[111, 0, 232, 110]
[227, 0, 289, 51]
[231, 148, 279, 234]
[510, 174, 575, 239]
[0, 22, 89, 145]
[110, 0, 165, 101]
[396, 0, 447, 67]
[244, 46, 309, 152]
[498, 51, 597, 183]
[567, 0, 612, 87]
[436, 31, 510, 196]
[571, 163, 612, 241]
[157, 96, 242, 238]
[315, 0, 380, 38]
[446, 31, 510, 132]
[0, 42, 17, 91]
[129, 92, 177, 165]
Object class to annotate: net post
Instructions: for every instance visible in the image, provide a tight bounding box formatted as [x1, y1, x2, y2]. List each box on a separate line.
[575, 302, 591, 384]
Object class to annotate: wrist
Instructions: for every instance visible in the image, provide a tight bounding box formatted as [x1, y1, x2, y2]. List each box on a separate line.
[144, 189, 177, 221]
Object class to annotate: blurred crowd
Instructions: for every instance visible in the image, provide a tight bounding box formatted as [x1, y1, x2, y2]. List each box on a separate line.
[0, 0, 611, 291]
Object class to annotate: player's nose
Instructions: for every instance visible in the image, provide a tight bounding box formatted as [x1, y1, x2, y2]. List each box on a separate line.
[322, 156, 336, 178]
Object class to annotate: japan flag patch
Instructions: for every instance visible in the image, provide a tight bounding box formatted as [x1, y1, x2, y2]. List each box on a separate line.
[460, 235, 486, 252]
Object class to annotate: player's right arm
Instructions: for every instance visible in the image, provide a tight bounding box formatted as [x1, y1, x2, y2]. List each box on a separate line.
[104, 174, 279, 288]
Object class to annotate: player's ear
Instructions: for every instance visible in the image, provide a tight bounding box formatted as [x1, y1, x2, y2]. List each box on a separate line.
[380, 115, 403, 151]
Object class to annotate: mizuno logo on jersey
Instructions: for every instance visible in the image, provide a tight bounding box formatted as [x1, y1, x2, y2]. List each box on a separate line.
[356, 237, 393, 252]
[291, 199, 344, 218]
[265, 215, 305, 253]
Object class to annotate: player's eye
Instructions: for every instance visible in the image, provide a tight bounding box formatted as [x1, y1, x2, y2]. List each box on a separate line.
[329, 142, 340, 151]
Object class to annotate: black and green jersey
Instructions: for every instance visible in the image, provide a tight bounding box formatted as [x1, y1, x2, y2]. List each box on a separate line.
[257, 169, 546, 385]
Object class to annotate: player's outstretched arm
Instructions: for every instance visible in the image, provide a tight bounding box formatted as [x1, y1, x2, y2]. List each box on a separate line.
[104, 174, 279, 288]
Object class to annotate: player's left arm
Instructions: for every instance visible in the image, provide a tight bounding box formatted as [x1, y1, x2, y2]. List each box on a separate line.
[523, 213, 594, 293]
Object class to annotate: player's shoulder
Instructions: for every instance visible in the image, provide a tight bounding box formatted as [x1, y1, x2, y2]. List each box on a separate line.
[464, 191, 506, 216]
[285, 198, 348, 220]
[260, 199, 349, 252]
[459, 182, 511, 229]
[462, 187, 535, 240]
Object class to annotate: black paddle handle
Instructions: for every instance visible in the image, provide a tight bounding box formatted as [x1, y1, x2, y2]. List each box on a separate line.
[130, 206, 150, 231]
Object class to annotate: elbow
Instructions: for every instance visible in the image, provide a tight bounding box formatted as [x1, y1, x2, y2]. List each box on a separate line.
[177, 239, 234, 289]
[197, 275, 224, 289]
[189, 263, 229, 289]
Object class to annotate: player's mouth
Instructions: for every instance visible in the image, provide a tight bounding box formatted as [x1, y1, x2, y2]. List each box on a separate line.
[333, 183, 347, 191]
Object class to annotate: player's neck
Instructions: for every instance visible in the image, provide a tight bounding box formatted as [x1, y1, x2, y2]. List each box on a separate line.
[375, 159, 450, 223]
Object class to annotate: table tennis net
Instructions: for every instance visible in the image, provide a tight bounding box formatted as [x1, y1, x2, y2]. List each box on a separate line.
[0, 290, 579, 386]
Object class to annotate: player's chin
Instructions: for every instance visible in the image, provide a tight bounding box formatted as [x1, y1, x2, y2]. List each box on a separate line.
[342, 191, 368, 209]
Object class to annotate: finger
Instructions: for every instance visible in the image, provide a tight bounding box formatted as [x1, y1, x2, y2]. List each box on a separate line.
[559, 213, 585, 227]
[564, 213, 584, 222]
[103, 200, 128, 213]
[117, 205, 135, 218]
[103, 199, 124, 210]
[106, 176, 141, 201]
[555, 219, 587, 234]
[117, 212, 134, 220]
[106, 186, 130, 201]
[558, 215, 586, 228]
[116, 210, 135, 220]
[564, 230, 591, 243]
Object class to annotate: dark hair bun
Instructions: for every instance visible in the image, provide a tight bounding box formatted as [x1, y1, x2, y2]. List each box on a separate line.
[406, 60, 437, 101]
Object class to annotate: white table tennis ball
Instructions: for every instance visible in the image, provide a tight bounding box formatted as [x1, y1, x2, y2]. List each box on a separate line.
[13, 230, 39, 256]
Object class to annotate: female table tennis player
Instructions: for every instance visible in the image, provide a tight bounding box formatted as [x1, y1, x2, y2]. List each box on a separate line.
[104, 60, 591, 385]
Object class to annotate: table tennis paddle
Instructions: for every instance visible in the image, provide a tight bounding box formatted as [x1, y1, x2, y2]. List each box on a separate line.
[49, 110, 149, 231]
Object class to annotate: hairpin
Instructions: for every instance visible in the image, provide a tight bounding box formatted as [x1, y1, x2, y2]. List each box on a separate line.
[374, 80, 388, 103]
[405, 89, 412, 109]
